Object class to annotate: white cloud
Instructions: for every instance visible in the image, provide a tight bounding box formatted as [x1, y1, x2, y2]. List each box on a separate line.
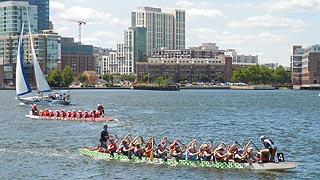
[225, 0, 320, 14]
[243, 32, 289, 42]
[187, 8, 227, 19]
[225, 2, 256, 8]
[177, 1, 215, 8]
[56, 6, 126, 26]
[177, 1, 227, 19]
[50, 2, 65, 11]
[228, 15, 308, 29]
[265, 0, 320, 13]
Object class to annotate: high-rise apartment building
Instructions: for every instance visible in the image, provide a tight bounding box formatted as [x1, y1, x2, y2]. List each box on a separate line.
[131, 6, 185, 57]
[0, 0, 49, 31]
[0, 1, 38, 37]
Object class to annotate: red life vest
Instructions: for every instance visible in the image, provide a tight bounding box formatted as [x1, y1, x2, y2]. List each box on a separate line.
[62, 111, 67, 118]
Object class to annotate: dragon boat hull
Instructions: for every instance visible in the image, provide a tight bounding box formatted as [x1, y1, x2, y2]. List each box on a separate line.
[25, 115, 115, 122]
[79, 148, 297, 170]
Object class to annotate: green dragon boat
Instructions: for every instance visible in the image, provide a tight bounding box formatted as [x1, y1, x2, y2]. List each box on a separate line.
[79, 148, 297, 170]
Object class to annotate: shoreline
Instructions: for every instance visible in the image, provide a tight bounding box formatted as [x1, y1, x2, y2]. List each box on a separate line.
[0, 85, 298, 90]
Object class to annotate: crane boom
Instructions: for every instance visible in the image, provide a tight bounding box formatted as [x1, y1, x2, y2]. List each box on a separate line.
[62, 18, 86, 44]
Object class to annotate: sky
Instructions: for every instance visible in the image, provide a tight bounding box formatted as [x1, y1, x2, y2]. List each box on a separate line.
[50, 0, 320, 67]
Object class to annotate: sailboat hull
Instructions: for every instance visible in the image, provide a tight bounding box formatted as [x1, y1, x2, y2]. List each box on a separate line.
[17, 90, 71, 105]
[18, 97, 70, 105]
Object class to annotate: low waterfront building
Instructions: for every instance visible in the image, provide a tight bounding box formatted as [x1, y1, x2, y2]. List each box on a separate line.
[301, 44, 320, 85]
[136, 55, 233, 83]
[224, 49, 258, 64]
[82, 71, 98, 84]
[290, 45, 303, 85]
[291, 44, 320, 86]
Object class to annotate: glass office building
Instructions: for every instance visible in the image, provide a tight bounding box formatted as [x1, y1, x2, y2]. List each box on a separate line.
[0, 0, 49, 31]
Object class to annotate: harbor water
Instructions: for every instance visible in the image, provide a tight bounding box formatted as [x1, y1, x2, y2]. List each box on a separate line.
[0, 89, 319, 179]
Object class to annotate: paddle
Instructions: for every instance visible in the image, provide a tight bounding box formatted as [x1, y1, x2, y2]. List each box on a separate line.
[118, 133, 130, 147]
[129, 134, 140, 146]
[150, 137, 154, 160]
[251, 141, 260, 152]
[235, 141, 243, 149]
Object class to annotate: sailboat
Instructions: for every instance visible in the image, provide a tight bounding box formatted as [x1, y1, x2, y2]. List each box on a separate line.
[15, 20, 71, 105]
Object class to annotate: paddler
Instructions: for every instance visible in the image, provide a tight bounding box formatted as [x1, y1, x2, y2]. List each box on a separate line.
[97, 104, 105, 117]
[199, 141, 213, 161]
[259, 136, 277, 162]
[55, 110, 60, 118]
[31, 104, 39, 115]
[107, 134, 119, 156]
[185, 139, 201, 161]
[213, 142, 229, 162]
[78, 110, 83, 118]
[169, 139, 184, 160]
[157, 136, 168, 159]
[61, 110, 67, 118]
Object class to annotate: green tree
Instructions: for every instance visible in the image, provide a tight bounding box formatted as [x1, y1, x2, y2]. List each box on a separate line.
[164, 77, 174, 85]
[248, 64, 260, 84]
[273, 66, 290, 84]
[78, 73, 87, 83]
[61, 65, 74, 87]
[231, 69, 243, 82]
[200, 74, 209, 82]
[102, 74, 113, 82]
[155, 76, 165, 85]
[120, 74, 136, 82]
[260, 66, 273, 84]
[47, 69, 62, 87]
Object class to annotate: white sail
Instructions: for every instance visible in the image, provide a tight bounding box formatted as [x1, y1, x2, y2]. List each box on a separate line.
[16, 22, 32, 96]
[27, 16, 51, 93]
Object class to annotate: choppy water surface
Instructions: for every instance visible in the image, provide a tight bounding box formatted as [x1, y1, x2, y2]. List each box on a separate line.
[0, 89, 319, 179]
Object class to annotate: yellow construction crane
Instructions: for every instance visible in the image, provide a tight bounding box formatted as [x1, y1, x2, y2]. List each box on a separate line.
[62, 18, 86, 44]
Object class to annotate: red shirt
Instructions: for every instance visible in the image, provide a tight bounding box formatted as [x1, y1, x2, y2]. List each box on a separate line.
[109, 142, 117, 151]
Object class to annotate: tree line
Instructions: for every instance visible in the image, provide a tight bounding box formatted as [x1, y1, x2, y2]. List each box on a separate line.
[231, 64, 291, 85]
[47, 64, 291, 87]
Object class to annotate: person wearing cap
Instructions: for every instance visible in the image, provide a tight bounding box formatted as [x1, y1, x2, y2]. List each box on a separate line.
[100, 124, 110, 149]
[78, 110, 83, 118]
[97, 104, 105, 117]
[49, 110, 54, 117]
[234, 149, 246, 163]
[213, 142, 229, 162]
[157, 136, 168, 159]
[259, 135, 277, 162]
[31, 104, 39, 115]
[67, 110, 72, 118]
[84, 111, 89, 118]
